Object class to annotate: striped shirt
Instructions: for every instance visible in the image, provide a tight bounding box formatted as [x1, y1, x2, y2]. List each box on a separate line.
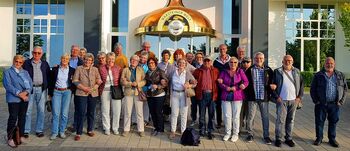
[253, 66, 265, 100]
[324, 72, 337, 102]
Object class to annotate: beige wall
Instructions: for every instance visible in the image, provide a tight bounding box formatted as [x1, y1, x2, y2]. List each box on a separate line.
[268, 1, 286, 69]
[0, 0, 15, 66]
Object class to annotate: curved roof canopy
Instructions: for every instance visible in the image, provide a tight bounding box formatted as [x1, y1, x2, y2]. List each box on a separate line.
[136, 0, 215, 37]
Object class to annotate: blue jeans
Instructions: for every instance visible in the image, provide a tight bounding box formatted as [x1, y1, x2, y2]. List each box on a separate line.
[247, 100, 270, 138]
[74, 95, 97, 135]
[315, 103, 339, 141]
[199, 92, 215, 133]
[25, 87, 46, 133]
[190, 96, 198, 122]
[51, 89, 72, 135]
[275, 100, 297, 141]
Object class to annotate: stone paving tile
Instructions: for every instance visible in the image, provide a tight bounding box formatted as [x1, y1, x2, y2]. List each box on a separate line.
[0, 88, 349, 150]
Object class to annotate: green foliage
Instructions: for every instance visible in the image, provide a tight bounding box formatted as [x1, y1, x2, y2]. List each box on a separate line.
[0, 67, 3, 87]
[338, 3, 350, 49]
[301, 71, 314, 87]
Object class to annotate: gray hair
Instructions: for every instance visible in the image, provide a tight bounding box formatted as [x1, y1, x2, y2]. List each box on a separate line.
[80, 47, 87, 52]
[33, 46, 43, 52]
[140, 51, 149, 58]
[106, 52, 115, 59]
[130, 55, 140, 61]
[113, 42, 122, 50]
[84, 53, 94, 61]
[97, 51, 106, 58]
[236, 45, 246, 52]
[61, 53, 71, 60]
[254, 52, 265, 58]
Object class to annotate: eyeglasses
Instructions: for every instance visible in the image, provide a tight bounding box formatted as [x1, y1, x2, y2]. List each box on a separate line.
[242, 61, 251, 64]
[204, 60, 211, 62]
[229, 61, 238, 64]
[15, 61, 23, 64]
[33, 52, 42, 55]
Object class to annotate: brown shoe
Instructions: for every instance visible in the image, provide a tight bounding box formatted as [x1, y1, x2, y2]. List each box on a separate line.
[87, 132, 95, 137]
[74, 135, 80, 141]
[139, 132, 145, 137]
[169, 132, 176, 140]
[122, 131, 129, 137]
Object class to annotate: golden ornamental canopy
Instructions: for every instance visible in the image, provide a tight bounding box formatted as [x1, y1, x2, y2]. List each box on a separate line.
[136, 0, 215, 37]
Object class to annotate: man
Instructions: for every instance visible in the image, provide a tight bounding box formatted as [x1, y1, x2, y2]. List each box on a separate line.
[186, 52, 195, 65]
[310, 57, 348, 148]
[23, 46, 50, 138]
[193, 57, 219, 139]
[271, 55, 304, 147]
[189, 51, 204, 127]
[135, 41, 156, 59]
[192, 52, 204, 68]
[240, 56, 252, 133]
[113, 42, 128, 68]
[69, 45, 84, 69]
[79, 47, 87, 60]
[245, 52, 273, 144]
[213, 44, 231, 128]
[236, 46, 246, 64]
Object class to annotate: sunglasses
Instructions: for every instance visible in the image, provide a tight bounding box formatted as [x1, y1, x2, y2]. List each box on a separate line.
[229, 61, 238, 64]
[242, 61, 251, 64]
[33, 52, 42, 55]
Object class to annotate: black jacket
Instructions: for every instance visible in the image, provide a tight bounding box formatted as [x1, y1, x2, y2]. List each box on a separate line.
[48, 66, 76, 96]
[23, 58, 51, 90]
[244, 65, 274, 102]
[310, 69, 348, 105]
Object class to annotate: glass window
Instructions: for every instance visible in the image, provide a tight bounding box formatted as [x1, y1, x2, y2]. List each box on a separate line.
[33, 34, 47, 60]
[192, 37, 207, 55]
[17, 0, 32, 14]
[224, 38, 239, 56]
[145, 35, 160, 59]
[51, 19, 64, 33]
[303, 4, 318, 20]
[34, 0, 48, 16]
[50, 0, 65, 15]
[17, 19, 31, 33]
[16, 34, 31, 58]
[286, 39, 301, 69]
[223, 0, 241, 34]
[112, 0, 129, 32]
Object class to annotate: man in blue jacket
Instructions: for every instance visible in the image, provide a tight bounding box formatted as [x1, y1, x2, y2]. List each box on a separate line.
[310, 57, 348, 148]
[23, 46, 50, 138]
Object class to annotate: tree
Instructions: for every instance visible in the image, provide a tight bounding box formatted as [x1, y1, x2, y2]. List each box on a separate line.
[338, 3, 350, 49]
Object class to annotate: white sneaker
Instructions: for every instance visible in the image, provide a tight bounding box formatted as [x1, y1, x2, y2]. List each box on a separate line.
[50, 134, 57, 140]
[223, 134, 231, 141]
[105, 130, 111, 135]
[59, 133, 66, 139]
[231, 135, 239, 142]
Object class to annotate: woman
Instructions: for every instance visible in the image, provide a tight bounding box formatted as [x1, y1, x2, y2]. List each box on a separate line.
[218, 57, 249, 142]
[98, 52, 122, 135]
[48, 54, 75, 140]
[172, 49, 195, 73]
[168, 58, 196, 139]
[145, 58, 168, 136]
[3, 55, 32, 148]
[72, 53, 102, 141]
[121, 55, 146, 137]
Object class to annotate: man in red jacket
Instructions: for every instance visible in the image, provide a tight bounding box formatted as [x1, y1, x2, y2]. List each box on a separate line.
[193, 57, 220, 140]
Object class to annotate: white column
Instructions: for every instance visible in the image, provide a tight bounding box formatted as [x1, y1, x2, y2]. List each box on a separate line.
[101, 0, 112, 53]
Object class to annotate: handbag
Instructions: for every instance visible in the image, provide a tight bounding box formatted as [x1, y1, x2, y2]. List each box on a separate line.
[185, 88, 196, 97]
[108, 69, 124, 100]
[137, 88, 147, 101]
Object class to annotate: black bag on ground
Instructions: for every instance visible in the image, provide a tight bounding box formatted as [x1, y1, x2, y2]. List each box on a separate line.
[180, 128, 200, 146]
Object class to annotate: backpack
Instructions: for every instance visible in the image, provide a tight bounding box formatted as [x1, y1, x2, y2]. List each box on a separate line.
[180, 128, 200, 146]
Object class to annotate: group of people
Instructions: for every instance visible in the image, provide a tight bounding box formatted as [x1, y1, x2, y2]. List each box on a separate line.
[3, 41, 347, 148]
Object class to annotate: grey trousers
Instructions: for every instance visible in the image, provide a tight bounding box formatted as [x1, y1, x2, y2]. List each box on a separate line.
[246, 101, 270, 138]
[275, 100, 297, 141]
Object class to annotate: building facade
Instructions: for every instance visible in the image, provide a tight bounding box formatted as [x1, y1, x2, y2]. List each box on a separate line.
[0, 0, 349, 75]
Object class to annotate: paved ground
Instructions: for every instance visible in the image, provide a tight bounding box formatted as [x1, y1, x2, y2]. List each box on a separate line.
[0, 87, 349, 151]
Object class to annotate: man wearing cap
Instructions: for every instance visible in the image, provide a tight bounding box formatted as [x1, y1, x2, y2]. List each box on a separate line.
[240, 56, 252, 133]
[193, 57, 220, 139]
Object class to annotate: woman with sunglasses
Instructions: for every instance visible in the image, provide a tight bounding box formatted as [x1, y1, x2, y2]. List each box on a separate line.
[3, 55, 32, 148]
[218, 57, 249, 142]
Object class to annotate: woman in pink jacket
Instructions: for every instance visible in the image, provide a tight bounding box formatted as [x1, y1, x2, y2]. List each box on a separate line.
[218, 57, 249, 142]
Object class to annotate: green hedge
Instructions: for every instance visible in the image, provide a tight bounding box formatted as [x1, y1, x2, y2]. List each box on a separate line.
[301, 71, 314, 87]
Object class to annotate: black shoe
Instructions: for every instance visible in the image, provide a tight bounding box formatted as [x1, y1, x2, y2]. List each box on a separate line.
[23, 133, 29, 138]
[36, 132, 44, 138]
[275, 140, 282, 147]
[285, 140, 295, 147]
[199, 131, 205, 137]
[329, 140, 339, 148]
[207, 133, 214, 140]
[264, 137, 272, 145]
[216, 124, 222, 129]
[246, 135, 253, 143]
[313, 138, 322, 146]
